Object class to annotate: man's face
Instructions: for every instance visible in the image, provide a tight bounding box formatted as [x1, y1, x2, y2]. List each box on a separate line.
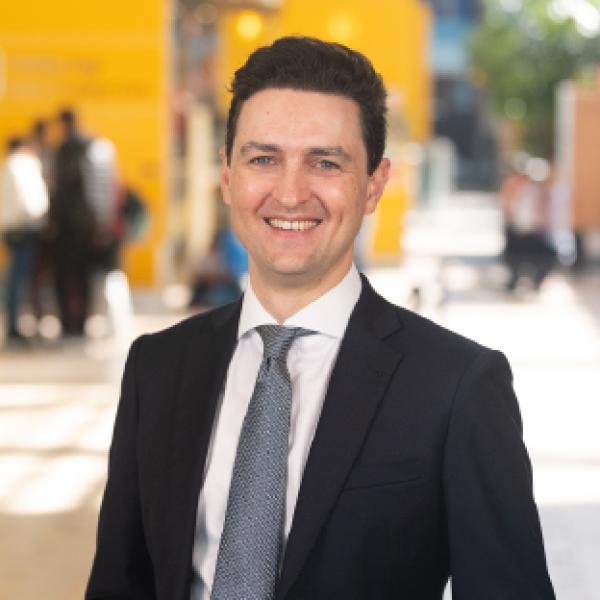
[221, 88, 389, 290]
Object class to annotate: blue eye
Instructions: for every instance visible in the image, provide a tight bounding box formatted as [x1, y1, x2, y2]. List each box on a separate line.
[318, 159, 340, 170]
[250, 156, 273, 165]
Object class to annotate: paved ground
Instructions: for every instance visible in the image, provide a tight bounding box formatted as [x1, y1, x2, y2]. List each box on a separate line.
[1, 260, 599, 599]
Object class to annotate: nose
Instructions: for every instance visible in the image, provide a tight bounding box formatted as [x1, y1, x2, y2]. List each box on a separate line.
[274, 162, 308, 208]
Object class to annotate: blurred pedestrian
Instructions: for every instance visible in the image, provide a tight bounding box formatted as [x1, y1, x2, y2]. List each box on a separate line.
[0, 137, 49, 343]
[29, 118, 57, 322]
[82, 136, 119, 267]
[501, 159, 555, 291]
[50, 108, 97, 336]
[189, 225, 247, 308]
[190, 199, 247, 308]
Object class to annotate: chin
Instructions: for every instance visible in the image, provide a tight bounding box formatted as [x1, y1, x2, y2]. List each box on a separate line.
[271, 265, 313, 279]
[266, 261, 321, 282]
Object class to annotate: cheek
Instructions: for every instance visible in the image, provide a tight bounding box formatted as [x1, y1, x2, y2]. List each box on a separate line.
[230, 173, 270, 211]
[314, 180, 350, 210]
[321, 182, 366, 222]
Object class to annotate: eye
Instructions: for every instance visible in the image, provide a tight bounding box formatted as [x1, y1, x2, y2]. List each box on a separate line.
[317, 159, 340, 170]
[249, 155, 274, 165]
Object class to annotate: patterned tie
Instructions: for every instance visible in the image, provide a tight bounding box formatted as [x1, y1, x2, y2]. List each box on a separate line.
[210, 325, 313, 600]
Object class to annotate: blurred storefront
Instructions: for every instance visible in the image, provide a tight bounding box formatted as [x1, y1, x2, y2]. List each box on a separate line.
[556, 80, 600, 264]
[0, 1, 170, 286]
[1, 0, 433, 287]
[428, 0, 499, 191]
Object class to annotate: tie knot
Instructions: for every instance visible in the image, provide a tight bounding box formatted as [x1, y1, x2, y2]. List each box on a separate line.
[256, 325, 313, 360]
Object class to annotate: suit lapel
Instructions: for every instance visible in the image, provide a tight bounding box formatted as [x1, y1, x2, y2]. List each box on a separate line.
[161, 300, 241, 599]
[276, 280, 404, 600]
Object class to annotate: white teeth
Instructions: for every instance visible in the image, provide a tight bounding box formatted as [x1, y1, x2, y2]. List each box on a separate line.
[267, 219, 320, 231]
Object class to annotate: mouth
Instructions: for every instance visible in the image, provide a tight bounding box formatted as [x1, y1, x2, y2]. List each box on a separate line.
[264, 218, 322, 232]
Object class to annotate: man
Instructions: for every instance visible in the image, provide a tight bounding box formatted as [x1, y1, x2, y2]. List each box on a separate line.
[0, 137, 49, 343]
[51, 108, 96, 335]
[87, 37, 555, 599]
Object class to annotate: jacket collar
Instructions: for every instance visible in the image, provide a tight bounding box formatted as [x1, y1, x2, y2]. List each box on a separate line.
[276, 275, 405, 599]
[165, 300, 242, 599]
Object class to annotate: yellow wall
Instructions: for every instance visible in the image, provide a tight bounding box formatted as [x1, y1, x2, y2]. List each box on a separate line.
[0, 0, 170, 286]
[217, 0, 432, 260]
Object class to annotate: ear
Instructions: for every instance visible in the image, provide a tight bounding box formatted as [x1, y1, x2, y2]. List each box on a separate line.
[364, 157, 390, 215]
[365, 158, 390, 215]
[219, 146, 232, 206]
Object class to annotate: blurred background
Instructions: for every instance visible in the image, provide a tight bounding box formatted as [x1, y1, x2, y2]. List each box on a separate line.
[1, 0, 599, 597]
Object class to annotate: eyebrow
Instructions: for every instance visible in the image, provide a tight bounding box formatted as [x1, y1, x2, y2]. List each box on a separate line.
[239, 142, 280, 155]
[239, 141, 351, 162]
[306, 146, 351, 162]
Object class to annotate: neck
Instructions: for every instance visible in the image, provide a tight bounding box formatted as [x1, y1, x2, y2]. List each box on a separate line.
[249, 262, 353, 324]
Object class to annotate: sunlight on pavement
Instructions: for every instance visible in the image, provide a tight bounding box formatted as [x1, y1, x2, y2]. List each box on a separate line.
[534, 465, 600, 506]
[1, 455, 106, 514]
[0, 383, 117, 515]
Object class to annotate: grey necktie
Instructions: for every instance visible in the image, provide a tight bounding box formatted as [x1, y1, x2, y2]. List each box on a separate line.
[210, 325, 312, 600]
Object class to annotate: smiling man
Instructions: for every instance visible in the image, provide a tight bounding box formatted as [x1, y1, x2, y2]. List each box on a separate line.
[222, 86, 387, 322]
[86, 37, 555, 600]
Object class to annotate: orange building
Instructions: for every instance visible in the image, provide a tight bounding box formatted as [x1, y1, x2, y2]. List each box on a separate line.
[0, 0, 432, 284]
[0, 1, 170, 286]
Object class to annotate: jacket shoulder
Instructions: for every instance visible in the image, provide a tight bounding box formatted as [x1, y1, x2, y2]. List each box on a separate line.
[360, 276, 487, 361]
[397, 304, 486, 357]
[361, 280, 501, 384]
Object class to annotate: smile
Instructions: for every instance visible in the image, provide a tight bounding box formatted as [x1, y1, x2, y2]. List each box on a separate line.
[265, 218, 321, 231]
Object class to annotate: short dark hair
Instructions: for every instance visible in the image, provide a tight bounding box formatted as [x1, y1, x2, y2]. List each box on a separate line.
[32, 119, 47, 137]
[58, 108, 77, 128]
[6, 137, 24, 153]
[226, 36, 387, 175]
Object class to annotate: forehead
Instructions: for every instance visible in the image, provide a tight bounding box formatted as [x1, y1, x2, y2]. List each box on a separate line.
[234, 88, 364, 151]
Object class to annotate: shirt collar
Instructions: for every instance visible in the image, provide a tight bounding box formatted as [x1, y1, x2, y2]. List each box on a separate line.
[238, 264, 362, 340]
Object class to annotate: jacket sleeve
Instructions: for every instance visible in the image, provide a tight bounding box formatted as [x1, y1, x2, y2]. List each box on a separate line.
[86, 335, 156, 599]
[444, 349, 555, 599]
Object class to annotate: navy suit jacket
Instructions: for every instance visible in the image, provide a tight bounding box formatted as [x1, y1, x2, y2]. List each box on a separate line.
[86, 276, 555, 599]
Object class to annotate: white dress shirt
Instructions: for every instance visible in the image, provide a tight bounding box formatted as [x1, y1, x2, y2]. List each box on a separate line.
[191, 265, 362, 600]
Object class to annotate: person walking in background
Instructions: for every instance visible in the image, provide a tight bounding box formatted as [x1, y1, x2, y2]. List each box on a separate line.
[29, 118, 56, 324]
[190, 200, 247, 308]
[81, 135, 119, 266]
[501, 158, 555, 292]
[0, 137, 49, 344]
[51, 109, 131, 338]
[50, 108, 97, 336]
[81, 139, 136, 337]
